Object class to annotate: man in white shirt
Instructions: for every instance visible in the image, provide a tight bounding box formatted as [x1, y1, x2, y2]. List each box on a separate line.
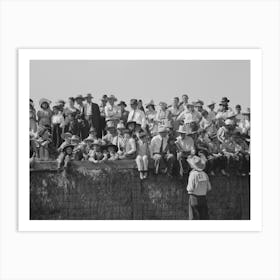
[127, 99, 147, 130]
[186, 156, 211, 220]
[179, 94, 190, 111]
[104, 94, 121, 124]
[177, 102, 201, 124]
[207, 101, 216, 121]
[175, 125, 196, 176]
[150, 126, 175, 176]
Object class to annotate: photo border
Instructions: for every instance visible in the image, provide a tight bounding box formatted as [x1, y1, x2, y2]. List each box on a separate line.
[18, 48, 262, 232]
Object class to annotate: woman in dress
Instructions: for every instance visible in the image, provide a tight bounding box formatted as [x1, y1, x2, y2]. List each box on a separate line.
[63, 97, 80, 132]
[37, 98, 53, 127]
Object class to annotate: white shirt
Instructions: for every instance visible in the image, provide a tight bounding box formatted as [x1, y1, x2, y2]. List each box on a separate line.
[127, 109, 147, 129]
[51, 113, 64, 125]
[187, 170, 211, 196]
[177, 110, 201, 124]
[105, 104, 121, 120]
[175, 135, 195, 154]
[84, 102, 92, 116]
[150, 134, 168, 155]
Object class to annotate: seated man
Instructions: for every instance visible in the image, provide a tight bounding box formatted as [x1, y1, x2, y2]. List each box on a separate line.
[175, 125, 196, 176]
[150, 125, 175, 176]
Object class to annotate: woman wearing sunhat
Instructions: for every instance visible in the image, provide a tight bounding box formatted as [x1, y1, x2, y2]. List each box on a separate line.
[118, 101, 129, 124]
[104, 94, 121, 125]
[155, 101, 172, 126]
[37, 98, 53, 127]
[186, 155, 211, 220]
[51, 102, 65, 149]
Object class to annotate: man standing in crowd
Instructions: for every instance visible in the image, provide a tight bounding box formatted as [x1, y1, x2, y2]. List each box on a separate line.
[127, 99, 147, 131]
[83, 93, 101, 138]
[99, 94, 108, 137]
[179, 94, 190, 111]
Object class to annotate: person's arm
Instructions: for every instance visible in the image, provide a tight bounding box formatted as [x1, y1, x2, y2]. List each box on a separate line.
[186, 171, 195, 193]
[176, 110, 185, 121]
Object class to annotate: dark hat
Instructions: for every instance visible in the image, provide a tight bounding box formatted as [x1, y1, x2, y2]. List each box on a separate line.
[118, 101, 127, 107]
[126, 120, 136, 128]
[85, 93, 93, 99]
[130, 99, 138, 106]
[75, 94, 84, 101]
[107, 143, 118, 152]
[101, 94, 108, 101]
[221, 97, 230, 103]
[62, 144, 75, 152]
[235, 104, 241, 109]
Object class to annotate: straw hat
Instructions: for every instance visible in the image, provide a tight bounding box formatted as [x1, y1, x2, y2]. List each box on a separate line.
[145, 100, 155, 109]
[117, 122, 126, 130]
[158, 125, 168, 133]
[187, 156, 206, 171]
[207, 101, 216, 107]
[39, 98, 51, 107]
[225, 119, 234, 126]
[84, 135, 95, 143]
[61, 132, 72, 140]
[85, 93, 93, 99]
[159, 101, 168, 108]
[126, 120, 136, 128]
[194, 99, 204, 107]
[75, 94, 84, 101]
[227, 111, 236, 119]
[107, 94, 117, 101]
[177, 125, 194, 135]
[107, 143, 118, 152]
[71, 135, 80, 142]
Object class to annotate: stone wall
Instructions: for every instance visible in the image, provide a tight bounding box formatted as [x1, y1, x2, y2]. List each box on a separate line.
[30, 160, 250, 220]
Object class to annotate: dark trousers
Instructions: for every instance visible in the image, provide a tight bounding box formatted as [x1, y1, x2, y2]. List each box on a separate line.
[189, 194, 209, 220]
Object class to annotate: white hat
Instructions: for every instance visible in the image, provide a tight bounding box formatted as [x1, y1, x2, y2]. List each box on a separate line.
[187, 156, 206, 171]
[225, 119, 234, 126]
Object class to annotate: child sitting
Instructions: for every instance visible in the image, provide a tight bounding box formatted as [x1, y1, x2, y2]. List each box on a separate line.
[57, 144, 75, 169]
[57, 132, 72, 169]
[119, 129, 136, 159]
[88, 140, 108, 163]
[36, 125, 52, 161]
[135, 131, 149, 179]
[107, 144, 119, 161]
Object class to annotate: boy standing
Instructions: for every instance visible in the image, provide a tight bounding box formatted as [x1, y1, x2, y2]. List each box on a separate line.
[186, 156, 211, 220]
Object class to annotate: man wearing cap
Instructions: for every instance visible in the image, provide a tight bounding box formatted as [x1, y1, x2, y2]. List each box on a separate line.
[127, 99, 147, 130]
[150, 126, 175, 176]
[83, 93, 101, 138]
[186, 156, 211, 220]
[105, 95, 121, 124]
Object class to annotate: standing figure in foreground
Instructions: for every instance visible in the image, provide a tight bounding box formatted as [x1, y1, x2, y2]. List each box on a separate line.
[187, 156, 211, 220]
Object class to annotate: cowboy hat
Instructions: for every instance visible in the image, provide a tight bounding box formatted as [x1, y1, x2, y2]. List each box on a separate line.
[117, 122, 126, 130]
[106, 143, 118, 152]
[130, 99, 138, 106]
[107, 94, 117, 101]
[207, 101, 216, 107]
[221, 97, 230, 103]
[39, 98, 51, 107]
[85, 93, 93, 99]
[187, 155, 206, 171]
[61, 132, 73, 140]
[194, 100, 204, 107]
[62, 144, 75, 152]
[158, 125, 168, 133]
[126, 120, 136, 128]
[159, 101, 168, 108]
[145, 100, 155, 108]
[75, 94, 84, 101]
[118, 101, 127, 107]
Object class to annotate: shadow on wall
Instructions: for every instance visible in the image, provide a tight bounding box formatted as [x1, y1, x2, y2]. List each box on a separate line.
[30, 160, 250, 220]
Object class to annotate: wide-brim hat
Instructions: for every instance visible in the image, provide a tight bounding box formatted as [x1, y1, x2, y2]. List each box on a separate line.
[85, 93, 93, 99]
[227, 111, 236, 119]
[145, 100, 155, 109]
[130, 99, 138, 106]
[126, 121, 136, 128]
[61, 132, 73, 140]
[194, 100, 204, 107]
[39, 98, 51, 107]
[187, 156, 206, 171]
[71, 135, 80, 142]
[62, 144, 75, 152]
[225, 119, 234, 126]
[84, 136, 95, 143]
[158, 126, 168, 133]
[159, 101, 168, 108]
[118, 101, 127, 107]
[221, 97, 230, 103]
[75, 94, 84, 101]
[177, 125, 195, 135]
[117, 122, 126, 130]
[186, 102, 195, 108]
[107, 94, 117, 101]
[107, 143, 118, 152]
[106, 121, 116, 130]
[207, 101, 216, 107]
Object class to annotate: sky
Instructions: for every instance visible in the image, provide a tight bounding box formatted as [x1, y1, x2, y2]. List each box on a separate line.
[30, 60, 250, 111]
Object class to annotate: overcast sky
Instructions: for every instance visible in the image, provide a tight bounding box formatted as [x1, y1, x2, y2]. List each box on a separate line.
[30, 60, 250, 110]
